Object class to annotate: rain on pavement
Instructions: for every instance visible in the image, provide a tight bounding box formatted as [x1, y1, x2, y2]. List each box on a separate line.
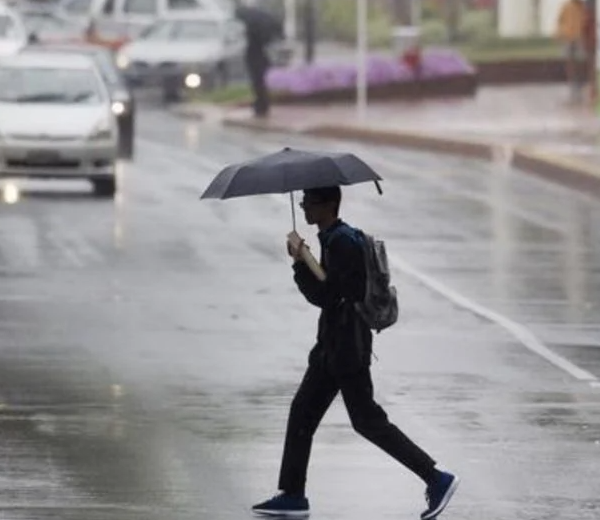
[0, 106, 599, 520]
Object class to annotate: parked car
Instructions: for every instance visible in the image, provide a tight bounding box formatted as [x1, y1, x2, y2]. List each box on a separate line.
[0, 3, 28, 55]
[0, 51, 119, 196]
[28, 42, 136, 159]
[19, 9, 85, 43]
[116, 13, 246, 101]
[55, 0, 234, 40]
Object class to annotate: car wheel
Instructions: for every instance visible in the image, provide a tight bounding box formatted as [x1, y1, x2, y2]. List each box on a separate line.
[118, 132, 135, 160]
[216, 63, 229, 88]
[205, 64, 228, 92]
[118, 117, 135, 160]
[163, 88, 181, 104]
[92, 176, 117, 198]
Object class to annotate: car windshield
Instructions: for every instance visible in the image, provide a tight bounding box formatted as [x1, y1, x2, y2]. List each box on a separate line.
[139, 20, 172, 40]
[141, 19, 221, 40]
[21, 13, 74, 33]
[0, 66, 103, 104]
[173, 20, 222, 40]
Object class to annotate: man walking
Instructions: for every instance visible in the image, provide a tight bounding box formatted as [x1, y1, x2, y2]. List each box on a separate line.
[251, 186, 459, 519]
[235, 1, 283, 119]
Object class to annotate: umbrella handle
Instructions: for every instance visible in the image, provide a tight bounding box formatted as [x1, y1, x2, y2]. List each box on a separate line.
[374, 180, 383, 195]
[290, 191, 296, 231]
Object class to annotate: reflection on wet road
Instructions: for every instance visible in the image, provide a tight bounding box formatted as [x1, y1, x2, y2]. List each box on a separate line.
[0, 106, 599, 520]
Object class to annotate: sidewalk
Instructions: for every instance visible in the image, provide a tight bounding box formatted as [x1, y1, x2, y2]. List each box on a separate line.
[173, 84, 600, 196]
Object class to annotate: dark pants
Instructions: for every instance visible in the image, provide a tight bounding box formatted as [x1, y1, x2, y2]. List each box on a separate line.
[277, 357, 437, 495]
[247, 59, 270, 117]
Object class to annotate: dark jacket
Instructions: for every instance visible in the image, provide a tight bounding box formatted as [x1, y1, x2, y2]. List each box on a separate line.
[292, 219, 372, 375]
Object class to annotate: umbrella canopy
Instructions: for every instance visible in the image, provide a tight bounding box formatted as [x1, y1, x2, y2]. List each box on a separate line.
[235, 4, 283, 47]
[199, 147, 383, 200]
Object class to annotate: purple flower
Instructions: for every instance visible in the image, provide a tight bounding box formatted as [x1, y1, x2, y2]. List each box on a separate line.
[266, 48, 474, 95]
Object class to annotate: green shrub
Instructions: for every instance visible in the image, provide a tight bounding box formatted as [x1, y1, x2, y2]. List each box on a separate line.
[460, 9, 494, 40]
[316, 0, 393, 47]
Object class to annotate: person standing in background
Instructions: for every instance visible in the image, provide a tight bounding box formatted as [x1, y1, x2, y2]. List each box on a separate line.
[556, 0, 588, 102]
[235, 1, 283, 119]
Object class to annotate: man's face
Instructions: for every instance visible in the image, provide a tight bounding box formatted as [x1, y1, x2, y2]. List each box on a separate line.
[300, 196, 331, 225]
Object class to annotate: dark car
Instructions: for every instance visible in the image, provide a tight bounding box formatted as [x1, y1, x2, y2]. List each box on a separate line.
[26, 42, 136, 159]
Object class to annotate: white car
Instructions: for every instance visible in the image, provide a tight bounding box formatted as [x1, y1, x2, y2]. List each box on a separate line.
[56, 0, 234, 39]
[116, 13, 246, 99]
[0, 51, 119, 196]
[0, 3, 28, 56]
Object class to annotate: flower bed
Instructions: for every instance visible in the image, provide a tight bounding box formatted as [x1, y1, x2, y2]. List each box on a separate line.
[266, 48, 478, 104]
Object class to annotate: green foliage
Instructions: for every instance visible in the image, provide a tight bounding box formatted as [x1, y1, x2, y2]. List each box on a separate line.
[458, 40, 562, 62]
[316, 0, 393, 47]
[193, 83, 253, 104]
[421, 9, 494, 44]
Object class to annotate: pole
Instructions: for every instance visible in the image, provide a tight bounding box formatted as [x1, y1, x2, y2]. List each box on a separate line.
[290, 192, 296, 231]
[303, 0, 316, 64]
[592, 0, 598, 109]
[284, 0, 296, 41]
[356, 0, 367, 120]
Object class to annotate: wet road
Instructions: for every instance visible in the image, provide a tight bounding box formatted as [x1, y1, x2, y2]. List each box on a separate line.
[1, 106, 599, 520]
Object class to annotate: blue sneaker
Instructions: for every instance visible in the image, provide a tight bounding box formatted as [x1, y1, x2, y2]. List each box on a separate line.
[251, 492, 310, 517]
[421, 470, 460, 519]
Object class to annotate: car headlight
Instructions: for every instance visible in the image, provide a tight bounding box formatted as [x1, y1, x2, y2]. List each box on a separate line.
[112, 101, 126, 115]
[89, 120, 114, 141]
[184, 73, 202, 89]
[116, 54, 129, 69]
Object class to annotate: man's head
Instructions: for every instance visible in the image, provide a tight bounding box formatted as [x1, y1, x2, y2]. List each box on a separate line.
[300, 186, 341, 227]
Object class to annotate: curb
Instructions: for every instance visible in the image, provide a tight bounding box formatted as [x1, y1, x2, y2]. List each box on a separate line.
[305, 124, 494, 161]
[512, 148, 600, 197]
[175, 105, 600, 198]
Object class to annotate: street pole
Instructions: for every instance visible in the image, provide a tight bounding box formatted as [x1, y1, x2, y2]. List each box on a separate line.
[593, 0, 599, 110]
[284, 0, 296, 41]
[303, 0, 316, 64]
[356, 0, 367, 120]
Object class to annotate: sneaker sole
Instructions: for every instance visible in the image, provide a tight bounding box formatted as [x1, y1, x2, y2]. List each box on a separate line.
[421, 475, 460, 520]
[252, 509, 310, 518]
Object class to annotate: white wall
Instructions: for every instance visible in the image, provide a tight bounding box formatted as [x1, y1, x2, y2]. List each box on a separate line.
[498, 0, 537, 37]
[497, 0, 569, 38]
[538, 0, 566, 37]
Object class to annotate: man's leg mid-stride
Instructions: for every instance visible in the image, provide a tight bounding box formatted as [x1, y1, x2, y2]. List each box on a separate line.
[340, 367, 460, 520]
[252, 360, 337, 517]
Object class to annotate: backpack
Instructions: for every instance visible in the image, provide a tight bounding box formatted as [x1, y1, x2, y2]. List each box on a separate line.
[328, 225, 399, 333]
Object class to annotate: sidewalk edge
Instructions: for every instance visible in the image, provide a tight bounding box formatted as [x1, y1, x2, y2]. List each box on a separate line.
[306, 124, 494, 161]
[216, 112, 600, 197]
[511, 148, 600, 197]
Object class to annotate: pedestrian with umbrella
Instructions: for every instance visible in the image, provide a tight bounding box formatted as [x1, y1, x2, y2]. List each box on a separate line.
[200, 147, 460, 519]
[234, 0, 283, 118]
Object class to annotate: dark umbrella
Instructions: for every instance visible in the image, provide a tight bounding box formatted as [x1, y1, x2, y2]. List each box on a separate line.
[234, 4, 284, 46]
[199, 147, 383, 230]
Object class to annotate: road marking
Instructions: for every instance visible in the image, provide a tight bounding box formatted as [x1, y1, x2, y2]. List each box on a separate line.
[387, 253, 598, 384]
[138, 134, 600, 387]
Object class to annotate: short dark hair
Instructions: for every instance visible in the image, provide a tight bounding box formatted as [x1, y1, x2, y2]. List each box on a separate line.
[303, 186, 341, 215]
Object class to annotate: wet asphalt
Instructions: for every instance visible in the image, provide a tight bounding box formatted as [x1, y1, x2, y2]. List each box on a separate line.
[0, 103, 599, 520]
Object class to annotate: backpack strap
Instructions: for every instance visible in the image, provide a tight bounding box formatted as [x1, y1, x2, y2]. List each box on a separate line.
[325, 223, 362, 248]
